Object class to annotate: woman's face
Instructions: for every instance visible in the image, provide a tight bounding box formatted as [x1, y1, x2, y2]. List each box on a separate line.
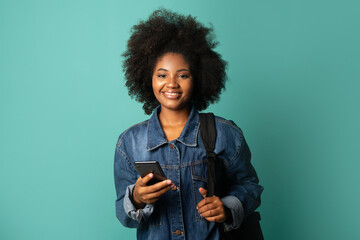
[152, 52, 193, 112]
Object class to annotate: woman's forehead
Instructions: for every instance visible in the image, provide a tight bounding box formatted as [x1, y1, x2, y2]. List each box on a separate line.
[154, 53, 190, 71]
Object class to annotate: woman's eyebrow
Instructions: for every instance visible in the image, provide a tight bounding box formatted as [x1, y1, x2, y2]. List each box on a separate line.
[176, 69, 189, 72]
[156, 68, 168, 71]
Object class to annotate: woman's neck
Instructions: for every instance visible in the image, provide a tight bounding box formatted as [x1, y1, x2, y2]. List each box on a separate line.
[158, 106, 191, 141]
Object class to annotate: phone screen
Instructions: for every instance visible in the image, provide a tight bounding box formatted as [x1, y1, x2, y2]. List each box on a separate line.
[134, 161, 167, 185]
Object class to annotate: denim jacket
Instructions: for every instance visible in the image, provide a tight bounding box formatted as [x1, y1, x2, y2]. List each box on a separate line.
[114, 106, 263, 240]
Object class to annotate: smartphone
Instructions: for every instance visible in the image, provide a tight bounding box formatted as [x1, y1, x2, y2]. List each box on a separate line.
[134, 161, 167, 185]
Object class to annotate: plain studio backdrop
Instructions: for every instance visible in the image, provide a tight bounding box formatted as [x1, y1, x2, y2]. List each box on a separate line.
[0, 0, 359, 239]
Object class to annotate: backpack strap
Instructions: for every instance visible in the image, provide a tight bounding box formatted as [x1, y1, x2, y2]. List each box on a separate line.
[199, 113, 216, 197]
[200, 113, 264, 239]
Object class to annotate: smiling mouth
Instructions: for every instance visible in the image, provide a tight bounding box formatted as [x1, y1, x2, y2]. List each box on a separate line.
[162, 92, 182, 99]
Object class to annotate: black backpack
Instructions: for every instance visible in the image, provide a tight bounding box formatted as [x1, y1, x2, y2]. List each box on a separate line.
[199, 113, 264, 240]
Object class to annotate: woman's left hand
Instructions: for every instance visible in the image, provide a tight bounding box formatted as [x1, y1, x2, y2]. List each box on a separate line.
[196, 187, 228, 223]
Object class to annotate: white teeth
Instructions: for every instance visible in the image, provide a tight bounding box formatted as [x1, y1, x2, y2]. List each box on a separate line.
[164, 92, 180, 96]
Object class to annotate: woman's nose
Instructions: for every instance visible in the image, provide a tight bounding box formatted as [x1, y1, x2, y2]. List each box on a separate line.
[166, 75, 179, 88]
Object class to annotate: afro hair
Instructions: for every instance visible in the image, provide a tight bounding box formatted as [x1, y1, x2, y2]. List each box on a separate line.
[122, 8, 227, 115]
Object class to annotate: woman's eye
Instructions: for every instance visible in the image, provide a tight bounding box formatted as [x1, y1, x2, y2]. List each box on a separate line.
[178, 74, 189, 79]
[157, 74, 166, 78]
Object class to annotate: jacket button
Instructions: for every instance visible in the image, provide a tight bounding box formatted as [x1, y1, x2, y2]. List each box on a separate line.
[169, 144, 174, 149]
[175, 230, 182, 236]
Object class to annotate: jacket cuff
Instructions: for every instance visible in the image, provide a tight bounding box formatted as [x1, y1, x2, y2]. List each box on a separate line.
[221, 195, 244, 231]
[123, 184, 154, 223]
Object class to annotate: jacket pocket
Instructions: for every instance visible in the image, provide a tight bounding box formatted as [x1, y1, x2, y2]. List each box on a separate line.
[190, 160, 208, 222]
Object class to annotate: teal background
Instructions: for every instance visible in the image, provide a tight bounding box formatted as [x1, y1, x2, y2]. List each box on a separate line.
[1, 0, 359, 239]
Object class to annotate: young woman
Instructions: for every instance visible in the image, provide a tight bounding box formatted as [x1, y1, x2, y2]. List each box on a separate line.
[114, 9, 263, 240]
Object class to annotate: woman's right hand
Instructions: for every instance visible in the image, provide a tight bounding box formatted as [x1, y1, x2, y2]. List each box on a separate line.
[132, 173, 175, 209]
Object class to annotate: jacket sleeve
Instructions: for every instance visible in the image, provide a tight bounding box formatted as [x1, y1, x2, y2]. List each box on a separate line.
[114, 137, 155, 228]
[222, 132, 264, 230]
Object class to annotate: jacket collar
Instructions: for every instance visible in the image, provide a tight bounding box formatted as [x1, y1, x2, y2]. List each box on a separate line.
[147, 105, 199, 151]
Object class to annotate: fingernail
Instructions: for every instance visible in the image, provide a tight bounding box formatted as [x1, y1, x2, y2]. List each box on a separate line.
[196, 206, 198, 210]
[167, 180, 171, 184]
[149, 173, 153, 178]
